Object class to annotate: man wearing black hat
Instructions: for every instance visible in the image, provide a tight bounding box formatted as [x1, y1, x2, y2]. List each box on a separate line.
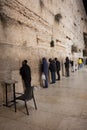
[20, 60, 31, 89]
[55, 58, 60, 80]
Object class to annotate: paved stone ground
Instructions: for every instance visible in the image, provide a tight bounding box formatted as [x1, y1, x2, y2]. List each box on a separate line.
[0, 67, 87, 130]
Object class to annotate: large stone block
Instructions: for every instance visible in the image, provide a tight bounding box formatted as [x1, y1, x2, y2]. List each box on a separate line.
[0, 0, 87, 102]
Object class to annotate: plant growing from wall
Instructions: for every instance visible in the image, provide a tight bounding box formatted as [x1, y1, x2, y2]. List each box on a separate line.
[39, 0, 44, 8]
[55, 13, 62, 23]
[66, 36, 71, 40]
[71, 45, 78, 52]
[0, 12, 7, 27]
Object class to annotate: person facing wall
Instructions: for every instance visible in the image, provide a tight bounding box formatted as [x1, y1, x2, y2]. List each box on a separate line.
[20, 60, 31, 91]
[41, 57, 49, 88]
[64, 57, 70, 77]
[49, 58, 56, 84]
[55, 58, 61, 80]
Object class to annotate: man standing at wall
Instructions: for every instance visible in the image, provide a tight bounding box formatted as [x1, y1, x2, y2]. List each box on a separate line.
[49, 58, 56, 84]
[55, 58, 61, 80]
[41, 57, 49, 88]
[20, 60, 31, 90]
[64, 57, 70, 77]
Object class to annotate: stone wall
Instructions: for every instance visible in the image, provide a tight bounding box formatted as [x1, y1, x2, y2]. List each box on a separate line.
[0, 0, 87, 102]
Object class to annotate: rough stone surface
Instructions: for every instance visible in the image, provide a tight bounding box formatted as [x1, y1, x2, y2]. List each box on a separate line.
[0, 0, 87, 101]
[0, 67, 87, 130]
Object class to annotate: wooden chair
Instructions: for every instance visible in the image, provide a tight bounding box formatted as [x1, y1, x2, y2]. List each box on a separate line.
[16, 86, 37, 115]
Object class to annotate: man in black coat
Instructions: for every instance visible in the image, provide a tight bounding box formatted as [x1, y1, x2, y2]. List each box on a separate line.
[55, 58, 61, 80]
[20, 60, 31, 89]
[64, 57, 70, 77]
[49, 58, 56, 84]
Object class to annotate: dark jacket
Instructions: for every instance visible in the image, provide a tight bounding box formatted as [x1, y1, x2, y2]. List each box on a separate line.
[20, 64, 31, 81]
[65, 57, 70, 68]
[49, 60, 56, 72]
[56, 60, 60, 71]
[41, 58, 48, 75]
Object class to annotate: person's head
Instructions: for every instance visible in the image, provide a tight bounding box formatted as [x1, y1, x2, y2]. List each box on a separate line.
[49, 58, 52, 62]
[42, 57, 46, 61]
[22, 60, 27, 65]
[66, 57, 69, 60]
[55, 58, 57, 61]
[42, 57, 47, 63]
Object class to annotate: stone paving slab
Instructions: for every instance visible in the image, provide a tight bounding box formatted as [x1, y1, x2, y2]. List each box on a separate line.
[0, 68, 87, 130]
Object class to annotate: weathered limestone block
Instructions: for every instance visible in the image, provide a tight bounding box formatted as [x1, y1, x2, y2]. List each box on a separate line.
[0, 0, 87, 102]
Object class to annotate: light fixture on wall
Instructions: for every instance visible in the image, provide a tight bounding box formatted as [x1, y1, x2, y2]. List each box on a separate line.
[50, 40, 55, 47]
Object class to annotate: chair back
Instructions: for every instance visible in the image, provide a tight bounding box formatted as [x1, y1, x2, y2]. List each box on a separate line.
[24, 87, 34, 100]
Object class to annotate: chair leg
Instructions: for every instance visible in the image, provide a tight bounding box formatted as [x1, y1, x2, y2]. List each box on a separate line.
[25, 100, 29, 115]
[33, 96, 37, 110]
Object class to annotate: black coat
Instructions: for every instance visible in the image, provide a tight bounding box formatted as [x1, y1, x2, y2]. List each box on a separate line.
[49, 60, 56, 72]
[65, 59, 70, 68]
[56, 60, 60, 71]
[20, 64, 31, 82]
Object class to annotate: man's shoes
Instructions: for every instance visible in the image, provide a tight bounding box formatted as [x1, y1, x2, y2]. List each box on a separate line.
[56, 79, 60, 81]
[43, 86, 48, 88]
[50, 82, 55, 84]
